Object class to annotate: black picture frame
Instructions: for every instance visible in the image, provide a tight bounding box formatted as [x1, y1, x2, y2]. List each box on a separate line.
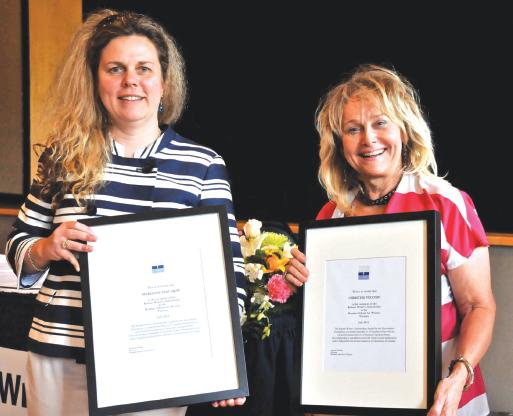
[298, 210, 441, 415]
[79, 205, 248, 416]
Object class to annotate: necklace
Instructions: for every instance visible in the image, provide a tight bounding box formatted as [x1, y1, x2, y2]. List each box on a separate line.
[357, 184, 398, 206]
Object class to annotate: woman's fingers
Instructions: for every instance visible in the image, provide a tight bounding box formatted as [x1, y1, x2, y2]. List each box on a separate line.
[36, 221, 97, 272]
[289, 259, 309, 282]
[58, 223, 97, 272]
[60, 222, 97, 244]
[62, 247, 81, 272]
[211, 397, 246, 407]
[285, 247, 309, 287]
[55, 222, 96, 253]
[66, 224, 97, 244]
[233, 397, 246, 406]
[427, 375, 465, 416]
[291, 247, 306, 262]
[61, 238, 93, 254]
[285, 269, 306, 287]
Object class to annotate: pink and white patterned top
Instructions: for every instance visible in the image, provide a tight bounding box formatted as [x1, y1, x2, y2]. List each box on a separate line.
[316, 173, 490, 416]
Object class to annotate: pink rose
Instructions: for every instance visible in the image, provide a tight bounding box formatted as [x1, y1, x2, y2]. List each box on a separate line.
[267, 274, 293, 304]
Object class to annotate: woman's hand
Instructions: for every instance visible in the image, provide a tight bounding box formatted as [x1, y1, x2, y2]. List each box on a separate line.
[427, 364, 467, 416]
[211, 397, 246, 408]
[284, 247, 309, 287]
[29, 221, 97, 272]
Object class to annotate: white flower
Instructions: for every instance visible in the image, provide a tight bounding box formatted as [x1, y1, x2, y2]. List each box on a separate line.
[243, 219, 262, 239]
[282, 242, 296, 259]
[240, 310, 247, 326]
[245, 262, 264, 283]
[240, 234, 265, 258]
[251, 293, 271, 305]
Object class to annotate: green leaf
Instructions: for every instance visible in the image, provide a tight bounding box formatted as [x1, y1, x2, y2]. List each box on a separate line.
[254, 249, 267, 258]
[245, 254, 266, 265]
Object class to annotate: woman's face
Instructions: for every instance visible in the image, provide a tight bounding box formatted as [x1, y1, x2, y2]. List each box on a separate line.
[341, 96, 404, 184]
[97, 35, 164, 131]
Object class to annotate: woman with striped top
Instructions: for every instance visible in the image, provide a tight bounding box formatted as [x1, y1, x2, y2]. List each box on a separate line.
[285, 64, 496, 415]
[5, 9, 246, 416]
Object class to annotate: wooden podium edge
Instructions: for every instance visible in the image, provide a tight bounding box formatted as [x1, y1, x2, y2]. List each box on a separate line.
[1, 210, 511, 247]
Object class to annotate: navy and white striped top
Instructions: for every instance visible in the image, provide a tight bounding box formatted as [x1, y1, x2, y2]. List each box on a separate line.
[5, 127, 247, 362]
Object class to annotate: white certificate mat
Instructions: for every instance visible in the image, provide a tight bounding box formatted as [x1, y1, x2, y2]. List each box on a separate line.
[300, 211, 441, 415]
[324, 256, 406, 373]
[79, 206, 248, 416]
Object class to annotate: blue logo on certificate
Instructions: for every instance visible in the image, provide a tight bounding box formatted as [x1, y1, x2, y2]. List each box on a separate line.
[152, 264, 164, 273]
[358, 265, 370, 280]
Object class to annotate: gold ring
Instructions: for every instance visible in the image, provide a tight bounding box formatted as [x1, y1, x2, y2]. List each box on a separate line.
[62, 239, 70, 250]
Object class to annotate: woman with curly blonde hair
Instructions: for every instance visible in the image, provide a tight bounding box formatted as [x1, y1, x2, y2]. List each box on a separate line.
[316, 64, 437, 215]
[286, 64, 495, 415]
[37, 9, 186, 207]
[6, 9, 245, 415]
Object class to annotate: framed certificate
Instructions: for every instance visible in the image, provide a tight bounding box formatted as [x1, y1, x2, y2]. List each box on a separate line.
[79, 206, 248, 416]
[298, 210, 441, 415]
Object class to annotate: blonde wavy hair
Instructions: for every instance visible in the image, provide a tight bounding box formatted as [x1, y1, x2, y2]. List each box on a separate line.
[37, 9, 187, 206]
[316, 64, 438, 214]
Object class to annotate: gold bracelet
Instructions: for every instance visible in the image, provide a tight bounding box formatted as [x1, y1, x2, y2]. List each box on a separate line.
[448, 356, 474, 391]
[26, 240, 48, 273]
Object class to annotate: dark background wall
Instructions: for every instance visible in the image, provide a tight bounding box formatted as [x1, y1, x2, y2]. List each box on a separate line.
[84, 1, 511, 232]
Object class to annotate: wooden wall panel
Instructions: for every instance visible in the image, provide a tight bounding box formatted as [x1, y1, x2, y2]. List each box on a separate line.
[29, 0, 82, 179]
[0, 0, 23, 195]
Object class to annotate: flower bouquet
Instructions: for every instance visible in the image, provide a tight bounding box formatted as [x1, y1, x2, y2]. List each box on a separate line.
[240, 219, 297, 340]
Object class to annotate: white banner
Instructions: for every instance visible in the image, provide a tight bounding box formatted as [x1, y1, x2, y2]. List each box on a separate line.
[0, 347, 28, 415]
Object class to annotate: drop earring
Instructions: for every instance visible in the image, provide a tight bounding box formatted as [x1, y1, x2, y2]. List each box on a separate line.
[158, 98, 164, 113]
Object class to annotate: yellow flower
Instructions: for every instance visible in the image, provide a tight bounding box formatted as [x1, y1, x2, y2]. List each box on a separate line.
[262, 326, 271, 339]
[262, 248, 289, 273]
